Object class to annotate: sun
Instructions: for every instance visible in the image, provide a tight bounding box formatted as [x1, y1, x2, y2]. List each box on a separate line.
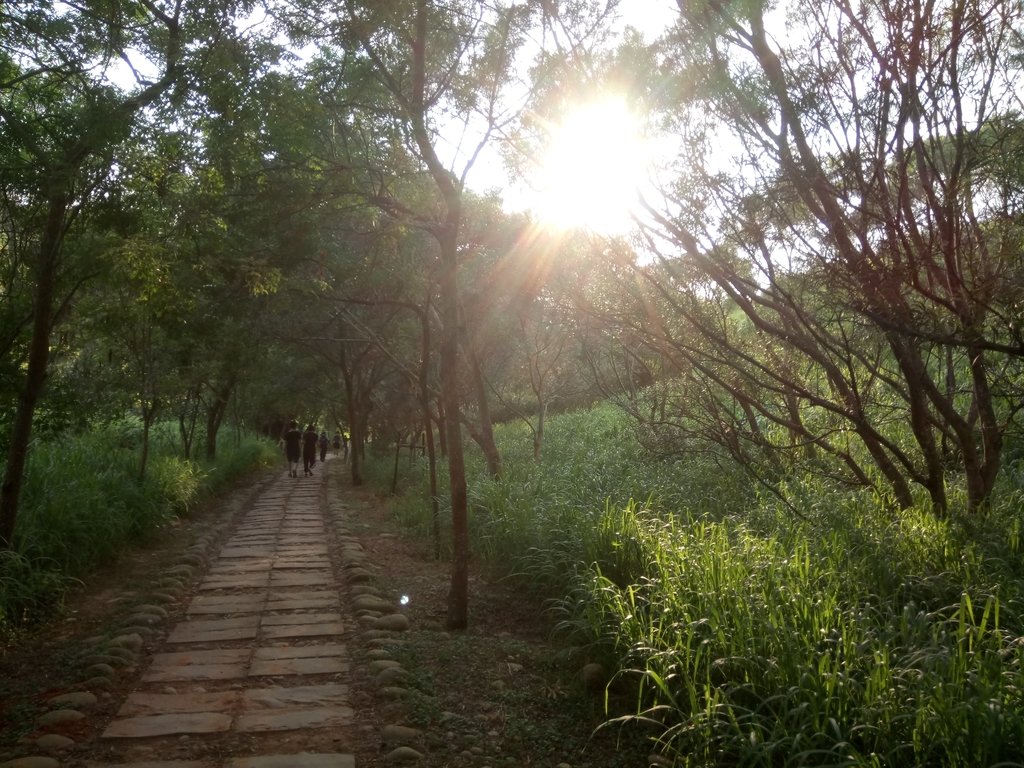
[530, 97, 651, 235]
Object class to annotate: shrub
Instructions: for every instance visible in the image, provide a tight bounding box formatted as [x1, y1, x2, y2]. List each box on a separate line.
[0, 420, 275, 640]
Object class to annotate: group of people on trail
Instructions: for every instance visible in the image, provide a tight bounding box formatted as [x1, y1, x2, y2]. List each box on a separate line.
[280, 420, 348, 478]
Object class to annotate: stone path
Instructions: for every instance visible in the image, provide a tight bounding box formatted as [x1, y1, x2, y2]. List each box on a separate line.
[88, 460, 358, 768]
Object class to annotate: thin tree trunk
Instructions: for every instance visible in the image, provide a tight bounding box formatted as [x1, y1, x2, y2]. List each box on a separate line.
[139, 398, 160, 481]
[391, 434, 402, 495]
[534, 399, 546, 461]
[417, 298, 443, 559]
[404, 0, 468, 628]
[204, 377, 235, 461]
[464, 340, 502, 478]
[440, 236, 469, 629]
[435, 396, 448, 458]
[0, 194, 66, 548]
[349, 407, 364, 486]
[889, 336, 947, 513]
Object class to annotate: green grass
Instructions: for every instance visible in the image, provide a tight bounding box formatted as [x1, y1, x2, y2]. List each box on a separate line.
[0, 419, 277, 639]
[366, 402, 1024, 767]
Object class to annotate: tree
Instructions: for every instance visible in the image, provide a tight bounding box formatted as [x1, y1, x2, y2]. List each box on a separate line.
[0, 0, 196, 546]
[635, 0, 1024, 513]
[272, 0, 619, 627]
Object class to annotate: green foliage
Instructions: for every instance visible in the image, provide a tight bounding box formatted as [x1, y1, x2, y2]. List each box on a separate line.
[0, 421, 276, 640]
[370, 403, 1024, 766]
[558, 499, 1024, 766]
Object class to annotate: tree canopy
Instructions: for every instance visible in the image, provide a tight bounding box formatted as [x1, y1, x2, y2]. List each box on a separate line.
[2, 0, 1023, 622]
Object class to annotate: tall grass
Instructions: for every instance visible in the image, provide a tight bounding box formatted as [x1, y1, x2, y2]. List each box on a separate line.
[561, 500, 1024, 766]
[369, 404, 753, 589]
[0, 420, 277, 639]
[367, 402, 1024, 766]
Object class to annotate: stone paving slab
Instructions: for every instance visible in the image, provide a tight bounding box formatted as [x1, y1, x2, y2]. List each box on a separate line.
[103, 712, 232, 738]
[118, 690, 239, 716]
[242, 683, 349, 709]
[268, 573, 330, 587]
[235, 706, 354, 732]
[271, 559, 331, 570]
[254, 644, 347, 660]
[144, 648, 251, 681]
[188, 595, 267, 615]
[265, 597, 338, 612]
[260, 622, 346, 640]
[207, 560, 274, 573]
[86, 762, 208, 768]
[151, 648, 251, 665]
[267, 589, 336, 601]
[167, 617, 259, 644]
[275, 548, 329, 557]
[248, 656, 349, 677]
[261, 612, 342, 626]
[198, 575, 270, 591]
[144, 662, 247, 681]
[226, 755, 355, 768]
[230, 537, 278, 544]
[174, 616, 261, 630]
[218, 547, 275, 559]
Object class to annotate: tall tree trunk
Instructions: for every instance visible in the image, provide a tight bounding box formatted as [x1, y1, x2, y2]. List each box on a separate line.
[439, 221, 469, 629]
[417, 299, 442, 559]
[0, 194, 66, 548]
[435, 396, 448, 459]
[204, 376, 235, 461]
[402, 0, 468, 628]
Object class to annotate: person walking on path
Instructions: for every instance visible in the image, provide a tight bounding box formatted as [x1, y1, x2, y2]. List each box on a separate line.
[282, 420, 302, 477]
[332, 430, 342, 457]
[319, 430, 329, 463]
[302, 423, 319, 476]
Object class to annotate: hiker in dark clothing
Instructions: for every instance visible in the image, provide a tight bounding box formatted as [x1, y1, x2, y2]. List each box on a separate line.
[282, 420, 302, 478]
[318, 430, 329, 462]
[302, 423, 318, 476]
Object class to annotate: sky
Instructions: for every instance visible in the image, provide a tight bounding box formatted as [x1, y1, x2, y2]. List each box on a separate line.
[462, 0, 680, 209]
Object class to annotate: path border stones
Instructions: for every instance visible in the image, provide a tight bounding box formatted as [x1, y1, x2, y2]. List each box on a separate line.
[324, 477, 427, 765]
